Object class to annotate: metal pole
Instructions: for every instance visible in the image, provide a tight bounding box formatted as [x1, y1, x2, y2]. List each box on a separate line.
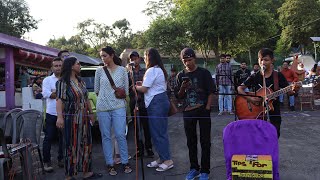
[314, 42, 317, 62]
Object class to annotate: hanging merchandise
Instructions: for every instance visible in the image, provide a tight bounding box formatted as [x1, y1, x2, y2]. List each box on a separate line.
[26, 67, 48, 76]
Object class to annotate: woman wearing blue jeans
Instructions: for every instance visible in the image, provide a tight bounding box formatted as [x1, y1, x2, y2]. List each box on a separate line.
[136, 48, 174, 172]
[94, 46, 132, 175]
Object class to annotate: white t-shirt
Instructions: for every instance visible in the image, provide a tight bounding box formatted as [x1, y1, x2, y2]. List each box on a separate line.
[142, 66, 167, 108]
[42, 74, 58, 116]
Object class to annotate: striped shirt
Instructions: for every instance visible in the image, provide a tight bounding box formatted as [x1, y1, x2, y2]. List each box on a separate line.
[94, 66, 129, 112]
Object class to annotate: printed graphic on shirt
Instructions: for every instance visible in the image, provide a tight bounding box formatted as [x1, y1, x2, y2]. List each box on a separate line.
[185, 77, 205, 110]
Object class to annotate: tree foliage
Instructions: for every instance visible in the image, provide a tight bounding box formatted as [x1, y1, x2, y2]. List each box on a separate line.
[143, 0, 175, 19]
[277, 0, 320, 54]
[47, 36, 92, 56]
[0, 0, 38, 37]
[110, 19, 134, 54]
[174, 0, 277, 58]
[144, 17, 189, 57]
[76, 19, 111, 53]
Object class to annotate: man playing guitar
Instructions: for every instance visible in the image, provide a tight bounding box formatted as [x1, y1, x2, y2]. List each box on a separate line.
[237, 48, 299, 138]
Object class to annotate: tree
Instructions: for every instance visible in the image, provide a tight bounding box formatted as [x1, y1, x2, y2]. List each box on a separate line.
[47, 36, 92, 56]
[131, 31, 148, 49]
[175, 0, 277, 58]
[0, 0, 38, 37]
[277, 0, 320, 54]
[144, 17, 189, 58]
[77, 19, 111, 53]
[143, 0, 175, 20]
[110, 19, 134, 54]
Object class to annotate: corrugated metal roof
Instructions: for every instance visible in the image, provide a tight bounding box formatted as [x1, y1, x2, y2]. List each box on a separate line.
[310, 37, 320, 42]
[70, 52, 102, 65]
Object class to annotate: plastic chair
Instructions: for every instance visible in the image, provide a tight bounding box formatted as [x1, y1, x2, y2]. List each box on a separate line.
[2, 108, 23, 142]
[223, 120, 279, 180]
[299, 86, 314, 111]
[12, 109, 45, 173]
[0, 128, 11, 180]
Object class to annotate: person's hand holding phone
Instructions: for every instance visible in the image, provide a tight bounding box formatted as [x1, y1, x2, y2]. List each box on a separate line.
[181, 77, 191, 90]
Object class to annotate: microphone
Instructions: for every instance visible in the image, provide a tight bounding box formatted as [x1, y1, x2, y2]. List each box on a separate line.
[260, 65, 266, 75]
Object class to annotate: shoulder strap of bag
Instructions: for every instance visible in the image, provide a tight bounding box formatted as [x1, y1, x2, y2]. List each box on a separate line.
[103, 66, 117, 90]
[273, 70, 279, 91]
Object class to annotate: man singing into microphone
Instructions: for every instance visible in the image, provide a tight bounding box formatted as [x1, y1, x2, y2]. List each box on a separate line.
[237, 48, 299, 138]
[128, 51, 154, 158]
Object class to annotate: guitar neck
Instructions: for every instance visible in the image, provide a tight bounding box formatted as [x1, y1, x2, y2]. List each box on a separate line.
[267, 81, 301, 99]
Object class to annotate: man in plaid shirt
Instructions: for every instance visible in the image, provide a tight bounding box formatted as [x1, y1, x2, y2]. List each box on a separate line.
[215, 54, 234, 115]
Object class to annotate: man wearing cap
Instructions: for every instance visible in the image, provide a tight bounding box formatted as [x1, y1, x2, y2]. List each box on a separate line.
[175, 48, 214, 180]
[128, 51, 154, 158]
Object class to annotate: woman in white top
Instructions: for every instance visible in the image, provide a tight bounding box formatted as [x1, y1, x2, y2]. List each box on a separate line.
[136, 48, 174, 172]
[94, 46, 132, 175]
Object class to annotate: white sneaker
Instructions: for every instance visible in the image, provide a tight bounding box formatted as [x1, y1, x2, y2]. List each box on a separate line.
[44, 162, 53, 172]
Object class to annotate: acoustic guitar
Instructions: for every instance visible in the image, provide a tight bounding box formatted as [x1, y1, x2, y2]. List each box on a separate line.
[235, 82, 302, 120]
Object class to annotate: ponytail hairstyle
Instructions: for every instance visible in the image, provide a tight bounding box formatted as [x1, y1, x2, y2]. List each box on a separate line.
[101, 46, 122, 66]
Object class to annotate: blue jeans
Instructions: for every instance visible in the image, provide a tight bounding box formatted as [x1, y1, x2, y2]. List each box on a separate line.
[279, 94, 295, 106]
[279, 82, 294, 107]
[97, 107, 129, 165]
[42, 113, 63, 163]
[218, 85, 232, 112]
[147, 92, 171, 161]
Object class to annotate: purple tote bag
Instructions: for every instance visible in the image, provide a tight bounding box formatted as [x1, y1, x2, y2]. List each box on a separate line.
[223, 120, 279, 180]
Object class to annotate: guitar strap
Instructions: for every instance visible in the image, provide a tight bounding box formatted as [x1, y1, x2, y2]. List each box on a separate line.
[273, 70, 279, 91]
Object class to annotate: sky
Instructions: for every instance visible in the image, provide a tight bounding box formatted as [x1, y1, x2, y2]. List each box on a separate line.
[24, 0, 152, 45]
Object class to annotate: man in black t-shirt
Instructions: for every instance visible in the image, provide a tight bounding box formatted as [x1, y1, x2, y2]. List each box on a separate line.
[235, 61, 251, 90]
[237, 48, 299, 138]
[175, 48, 214, 180]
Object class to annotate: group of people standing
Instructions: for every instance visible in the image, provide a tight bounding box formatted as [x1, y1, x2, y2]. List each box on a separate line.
[40, 46, 214, 180]
[41, 46, 299, 180]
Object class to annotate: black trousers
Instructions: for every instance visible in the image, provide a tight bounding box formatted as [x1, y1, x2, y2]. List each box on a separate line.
[130, 98, 152, 152]
[183, 107, 211, 174]
[269, 115, 282, 138]
[42, 113, 63, 163]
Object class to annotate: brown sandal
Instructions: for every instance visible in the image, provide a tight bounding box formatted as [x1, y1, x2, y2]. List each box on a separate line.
[107, 165, 117, 176]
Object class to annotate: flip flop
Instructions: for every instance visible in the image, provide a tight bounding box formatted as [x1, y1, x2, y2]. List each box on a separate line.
[83, 172, 103, 179]
[147, 160, 160, 168]
[155, 163, 174, 172]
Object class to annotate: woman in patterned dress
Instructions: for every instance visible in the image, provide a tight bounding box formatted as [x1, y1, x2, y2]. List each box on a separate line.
[94, 46, 132, 176]
[56, 57, 102, 180]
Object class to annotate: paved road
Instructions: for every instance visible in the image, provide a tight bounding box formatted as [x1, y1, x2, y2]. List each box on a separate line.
[36, 110, 320, 180]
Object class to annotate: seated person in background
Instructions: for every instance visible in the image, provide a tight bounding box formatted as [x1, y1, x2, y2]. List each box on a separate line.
[295, 62, 307, 81]
[32, 76, 43, 99]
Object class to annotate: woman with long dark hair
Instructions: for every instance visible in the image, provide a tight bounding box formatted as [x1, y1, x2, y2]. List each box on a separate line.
[94, 46, 131, 176]
[135, 48, 174, 172]
[56, 57, 102, 180]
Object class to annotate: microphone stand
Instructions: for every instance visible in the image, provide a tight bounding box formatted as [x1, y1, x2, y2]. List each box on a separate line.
[129, 65, 145, 180]
[261, 67, 270, 121]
